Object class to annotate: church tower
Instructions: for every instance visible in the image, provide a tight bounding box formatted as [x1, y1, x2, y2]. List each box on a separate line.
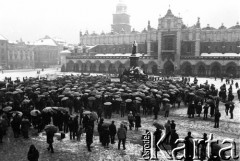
[111, 0, 131, 33]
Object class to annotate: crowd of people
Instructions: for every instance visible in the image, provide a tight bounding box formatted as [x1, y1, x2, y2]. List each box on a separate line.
[0, 73, 238, 160]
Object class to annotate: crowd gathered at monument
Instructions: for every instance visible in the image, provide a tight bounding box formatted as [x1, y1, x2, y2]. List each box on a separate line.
[0, 67, 238, 160]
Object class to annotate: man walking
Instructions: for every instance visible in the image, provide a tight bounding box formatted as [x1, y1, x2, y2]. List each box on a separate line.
[109, 121, 116, 144]
[117, 124, 127, 150]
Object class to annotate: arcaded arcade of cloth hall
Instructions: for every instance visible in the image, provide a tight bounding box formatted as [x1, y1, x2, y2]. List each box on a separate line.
[61, 1, 240, 77]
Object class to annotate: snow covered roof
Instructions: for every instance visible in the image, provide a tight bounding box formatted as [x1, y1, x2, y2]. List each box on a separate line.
[34, 38, 57, 46]
[95, 53, 143, 57]
[0, 34, 7, 41]
[201, 53, 240, 57]
[60, 50, 71, 54]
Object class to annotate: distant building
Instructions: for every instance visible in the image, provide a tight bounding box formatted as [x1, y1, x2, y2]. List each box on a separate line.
[33, 36, 59, 68]
[8, 40, 35, 69]
[0, 35, 8, 69]
[62, 1, 240, 77]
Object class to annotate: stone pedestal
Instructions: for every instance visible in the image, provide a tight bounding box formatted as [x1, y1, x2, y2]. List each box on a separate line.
[129, 56, 139, 67]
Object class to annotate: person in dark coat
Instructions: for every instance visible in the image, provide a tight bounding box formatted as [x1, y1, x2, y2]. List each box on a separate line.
[46, 131, 54, 153]
[185, 132, 193, 160]
[117, 124, 127, 150]
[170, 120, 176, 132]
[229, 103, 235, 119]
[102, 126, 110, 148]
[153, 128, 162, 159]
[203, 103, 209, 119]
[134, 113, 141, 131]
[214, 110, 221, 128]
[68, 117, 74, 140]
[11, 114, 22, 138]
[225, 103, 230, 116]
[195, 102, 202, 117]
[73, 115, 79, 139]
[63, 112, 70, 133]
[120, 101, 126, 117]
[21, 116, 31, 139]
[128, 111, 134, 130]
[82, 114, 90, 129]
[170, 129, 179, 156]
[210, 103, 215, 117]
[153, 105, 159, 120]
[0, 120, 4, 143]
[86, 126, 93, 152]
[27, 144, 39, 161]
[197, 133, 207, 161]
[164, 120, 171, 144]
[98, 118, 104, 144]
[188, 101, 195, 118]
[109, 121, 116, 144]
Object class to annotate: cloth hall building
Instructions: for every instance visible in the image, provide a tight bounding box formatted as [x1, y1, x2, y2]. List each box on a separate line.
[61, 1, 240, 77]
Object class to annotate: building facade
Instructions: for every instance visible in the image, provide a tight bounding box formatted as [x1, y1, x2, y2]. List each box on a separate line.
[8, 41, 35, 69]
[0, 35, 8, 69]
[62, 2, 240, 77]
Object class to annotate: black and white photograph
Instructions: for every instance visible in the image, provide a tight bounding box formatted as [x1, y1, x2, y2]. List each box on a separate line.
[0, 0, 239, 160]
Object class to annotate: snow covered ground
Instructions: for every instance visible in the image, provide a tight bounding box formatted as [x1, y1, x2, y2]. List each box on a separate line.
[0, 69, 239, 161]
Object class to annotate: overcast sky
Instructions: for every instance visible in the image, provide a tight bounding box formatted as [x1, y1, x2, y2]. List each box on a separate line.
[0, 0, 239, 44]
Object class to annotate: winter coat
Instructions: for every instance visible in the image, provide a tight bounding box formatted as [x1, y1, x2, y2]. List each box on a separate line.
[27, 148, 39, 161]
[102, 128, 110, 144]
[153, 129, 162, 144]
[195, 104, 202, 114]
[46, 132, 54, 144]
[187, 103, 195, 115]
[21, 118, 30, 132]
[109, 123, 116, 136]
[170, 132, 179, 148]
[86, 127, 93, 144]
[134, 115, 141, 128]
[117, 127, 127, 139]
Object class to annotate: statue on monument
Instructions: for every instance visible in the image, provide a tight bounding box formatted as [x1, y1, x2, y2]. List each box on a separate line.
[131, 40, 137, 56]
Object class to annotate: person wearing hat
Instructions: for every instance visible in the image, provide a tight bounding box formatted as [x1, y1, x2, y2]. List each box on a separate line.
[195, 102, 202, 117]
[197, 133, 207, 161]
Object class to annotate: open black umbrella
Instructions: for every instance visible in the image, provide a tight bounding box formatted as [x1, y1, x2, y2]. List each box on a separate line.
[153, 122, 164, 130]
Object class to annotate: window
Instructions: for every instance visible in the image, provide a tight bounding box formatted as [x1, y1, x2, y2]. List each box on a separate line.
[164, 37, 174, 50]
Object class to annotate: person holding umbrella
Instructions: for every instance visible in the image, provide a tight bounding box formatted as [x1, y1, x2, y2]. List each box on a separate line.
[21, 115, 31, 139]
[120, 101, 126, 117]
[45, 123, 58, 153]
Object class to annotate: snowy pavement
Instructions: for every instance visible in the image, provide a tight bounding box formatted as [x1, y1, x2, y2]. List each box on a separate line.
[0, 69, 239, 160]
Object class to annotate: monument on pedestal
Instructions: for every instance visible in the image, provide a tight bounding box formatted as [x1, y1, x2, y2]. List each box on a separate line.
[129, 40, 139, 67]
[120, 41, 148, 82]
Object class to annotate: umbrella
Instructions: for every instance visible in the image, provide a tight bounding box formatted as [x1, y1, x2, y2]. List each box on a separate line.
[88, 96, 96, 101]
[11, 111, 23, 117]
[45, 124, 58, 134]
[83, 111, 91, 115]
[43, 107, 54, 113]
[3, 106, 12, 112]
[30, 109, 41, 116]
[135, 100, 141, 104]
[104, 102, 112, 105]
[153, 122, 164, 130]
[22, 99, 31, 104]
[163, 94, 170, 97]
[85, 90, 91, 93]
[102, 122, 111, 127]
[150, 89, 158, 93]
[156, 94, 161, 98]
[120, 121, 128, 126]
[5, 92, 13, 95]
[125, 99, 132, 103]
[58, 95, 64, 98]
[42, 92, 49, 96]
[61, 97, 69, 101]
[90, 111, 98, 121]
[12, 91, 19, 95]
[115, 98, 122, 101]
[162, 98, 170, 102]
[135, 97, 142, 101]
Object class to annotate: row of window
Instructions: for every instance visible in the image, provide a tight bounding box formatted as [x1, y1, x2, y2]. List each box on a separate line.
[9, 54, 33, 60]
